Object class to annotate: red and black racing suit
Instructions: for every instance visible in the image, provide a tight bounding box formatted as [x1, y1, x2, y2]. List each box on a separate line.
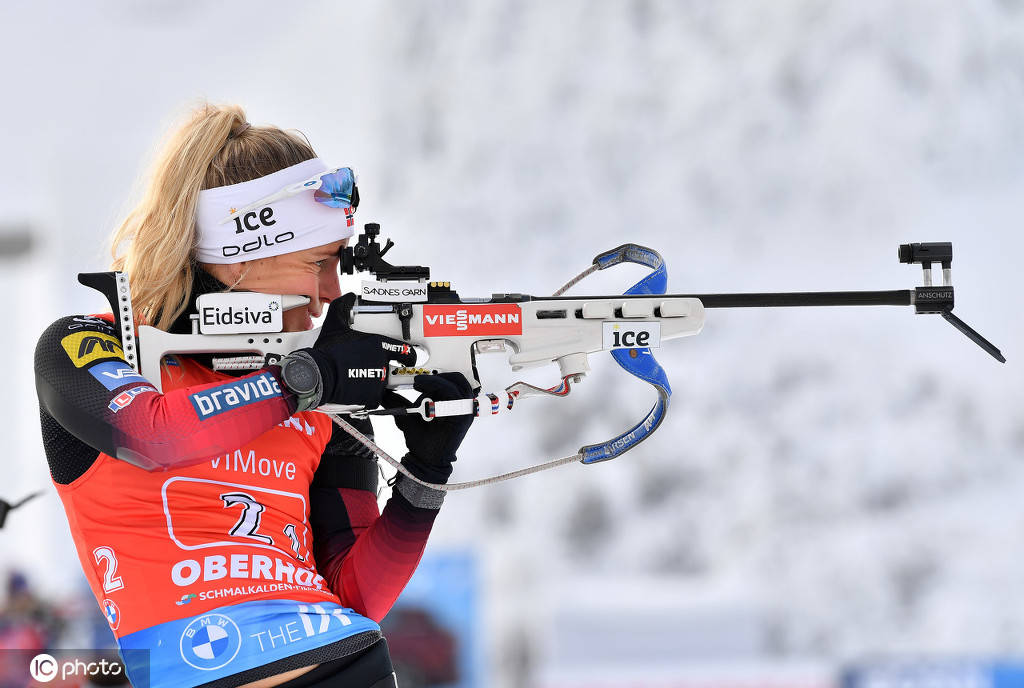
[33, 274, 440, 688]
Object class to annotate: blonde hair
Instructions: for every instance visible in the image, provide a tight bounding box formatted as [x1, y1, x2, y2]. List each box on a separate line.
[110, 103, 316, 330]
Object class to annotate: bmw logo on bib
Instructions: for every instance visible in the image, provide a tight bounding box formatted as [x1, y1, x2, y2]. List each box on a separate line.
[179, 613, 242, 671]
[102, 599, 120, 631]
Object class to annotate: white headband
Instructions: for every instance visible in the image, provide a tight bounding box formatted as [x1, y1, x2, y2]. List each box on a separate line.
[194, 158, 355, 264]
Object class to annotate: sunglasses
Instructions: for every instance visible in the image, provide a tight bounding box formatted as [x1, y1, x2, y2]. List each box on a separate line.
[218, 166, 359, 224]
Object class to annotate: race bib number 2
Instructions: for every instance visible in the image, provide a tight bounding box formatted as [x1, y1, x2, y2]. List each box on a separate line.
[162, 478, 310, 562]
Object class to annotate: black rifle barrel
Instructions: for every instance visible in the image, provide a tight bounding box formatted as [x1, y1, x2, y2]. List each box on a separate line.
[672, 289, 913, 309]
[543, 289, 914, 308]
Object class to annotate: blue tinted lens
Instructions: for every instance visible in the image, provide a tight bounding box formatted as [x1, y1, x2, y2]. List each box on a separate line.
[313, 167, 356, 208]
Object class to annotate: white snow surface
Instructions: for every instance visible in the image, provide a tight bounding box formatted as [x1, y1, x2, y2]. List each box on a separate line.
[1, 0, 1021, 681]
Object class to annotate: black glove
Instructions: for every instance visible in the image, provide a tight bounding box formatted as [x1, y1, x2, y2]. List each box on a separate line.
[292, 293, 416, 408]
[383, 373, 475, 484]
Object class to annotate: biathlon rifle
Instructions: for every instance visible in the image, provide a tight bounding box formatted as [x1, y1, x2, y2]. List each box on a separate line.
[80, 223, 1005, 485]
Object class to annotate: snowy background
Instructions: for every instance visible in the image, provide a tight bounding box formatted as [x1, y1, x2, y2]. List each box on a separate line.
[1, 1, 1021, 686]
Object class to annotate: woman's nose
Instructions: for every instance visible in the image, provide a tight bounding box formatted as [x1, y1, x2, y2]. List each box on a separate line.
[319, 268, 343, 307]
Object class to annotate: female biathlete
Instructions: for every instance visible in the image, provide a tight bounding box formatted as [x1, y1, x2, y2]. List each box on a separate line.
[33, 103, 473, 688]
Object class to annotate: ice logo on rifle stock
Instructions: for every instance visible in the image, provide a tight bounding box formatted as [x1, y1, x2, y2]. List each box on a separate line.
[602, 322, 662, 350]
[179, 613, 242, 671]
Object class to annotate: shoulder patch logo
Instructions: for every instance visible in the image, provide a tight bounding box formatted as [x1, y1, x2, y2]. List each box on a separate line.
[61, 331, 124, 368]
[88, 361, 149, 391]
